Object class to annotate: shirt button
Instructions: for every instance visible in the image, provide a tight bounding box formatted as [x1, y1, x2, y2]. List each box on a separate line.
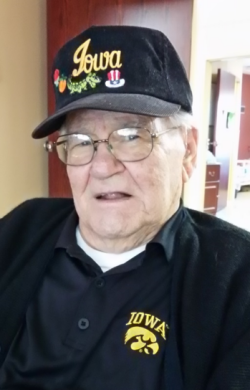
[78, 318, 89, 330]
[95, 278, 105, 288]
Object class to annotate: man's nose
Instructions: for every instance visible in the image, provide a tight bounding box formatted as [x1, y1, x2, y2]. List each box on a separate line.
[89, 141, 125, 179]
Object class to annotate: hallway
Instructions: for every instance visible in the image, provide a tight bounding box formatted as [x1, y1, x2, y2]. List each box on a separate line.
[216, 189, 250, 232]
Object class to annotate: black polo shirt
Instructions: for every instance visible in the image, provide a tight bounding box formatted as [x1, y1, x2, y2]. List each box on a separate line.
[0, 204, 185, 390]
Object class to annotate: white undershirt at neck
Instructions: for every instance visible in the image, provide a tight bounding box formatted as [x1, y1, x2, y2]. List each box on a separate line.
[76, 226, 146, 273]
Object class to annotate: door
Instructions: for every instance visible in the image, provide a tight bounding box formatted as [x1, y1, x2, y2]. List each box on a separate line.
[47, 0, 194, 197]
[213, 69, 236, 212]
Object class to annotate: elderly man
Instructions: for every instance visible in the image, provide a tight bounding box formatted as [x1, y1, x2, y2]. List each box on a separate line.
[0, 25, 250, 390]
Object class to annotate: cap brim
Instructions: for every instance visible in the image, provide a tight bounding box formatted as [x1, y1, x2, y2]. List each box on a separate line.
[32, 93, 181, 139]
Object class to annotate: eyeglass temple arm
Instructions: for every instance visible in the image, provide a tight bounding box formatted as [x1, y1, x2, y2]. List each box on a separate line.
[151, 126, 180, 138]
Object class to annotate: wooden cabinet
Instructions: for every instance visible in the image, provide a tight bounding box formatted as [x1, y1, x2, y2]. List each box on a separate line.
[204, 164, 221, 215]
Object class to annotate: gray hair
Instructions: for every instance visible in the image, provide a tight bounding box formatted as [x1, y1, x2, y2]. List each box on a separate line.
[163, 110, 194, 132]
[59, 123, 67, 136]
[58, 109, 194, 135]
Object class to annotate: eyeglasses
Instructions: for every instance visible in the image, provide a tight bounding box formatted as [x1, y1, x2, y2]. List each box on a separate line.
[44, 127, 178, 166]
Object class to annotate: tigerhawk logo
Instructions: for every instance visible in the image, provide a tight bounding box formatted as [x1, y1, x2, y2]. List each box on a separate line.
[124, 312, 169, 355]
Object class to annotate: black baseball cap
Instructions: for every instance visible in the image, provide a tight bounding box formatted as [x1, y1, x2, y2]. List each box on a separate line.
[32, 25, 193, 139]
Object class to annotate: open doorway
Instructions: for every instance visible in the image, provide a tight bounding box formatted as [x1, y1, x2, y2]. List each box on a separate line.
[203, 58, 250, 231]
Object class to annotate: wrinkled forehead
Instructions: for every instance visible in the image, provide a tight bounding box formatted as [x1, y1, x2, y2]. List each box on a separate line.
[64, 109, 156, 131]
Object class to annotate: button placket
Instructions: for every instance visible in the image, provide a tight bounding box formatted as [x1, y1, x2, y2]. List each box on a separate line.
[63, 276, 108, 350]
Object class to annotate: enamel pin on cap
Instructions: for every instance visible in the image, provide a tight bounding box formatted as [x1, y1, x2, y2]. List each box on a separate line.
[105, 70, 125, 88]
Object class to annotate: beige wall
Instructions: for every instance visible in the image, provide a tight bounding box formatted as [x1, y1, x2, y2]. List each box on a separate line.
[184, 0, 250, 210]
[0, 0, 48, 217]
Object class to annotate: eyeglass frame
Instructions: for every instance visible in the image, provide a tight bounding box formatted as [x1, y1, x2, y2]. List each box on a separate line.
[44, 126, 180, 166]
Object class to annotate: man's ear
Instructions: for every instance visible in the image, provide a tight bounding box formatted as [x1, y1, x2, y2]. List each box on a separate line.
[182, 127, 198, 183]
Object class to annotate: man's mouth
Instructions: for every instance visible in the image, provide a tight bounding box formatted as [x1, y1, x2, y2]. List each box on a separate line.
[95, 192, 131, 200]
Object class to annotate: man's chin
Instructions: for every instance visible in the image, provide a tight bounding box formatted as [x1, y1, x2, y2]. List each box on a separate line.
[91, 221, 132, 239]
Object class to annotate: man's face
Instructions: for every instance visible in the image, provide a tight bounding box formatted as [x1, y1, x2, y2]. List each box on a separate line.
[65, 109, 196, 252]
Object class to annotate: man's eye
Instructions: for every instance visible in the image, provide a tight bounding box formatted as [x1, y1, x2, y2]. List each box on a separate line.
[79, 141, 90, 146]
[127, 134, 140, 141]
[70, 141, 91, 149]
